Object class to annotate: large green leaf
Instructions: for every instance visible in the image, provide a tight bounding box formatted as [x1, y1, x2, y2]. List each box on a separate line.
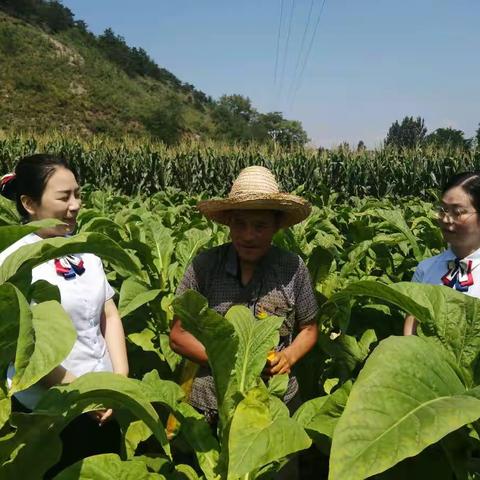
[159, 333, 182, 372]
[174, 228, 211, 269]
[11, 300, 76, 394]
[294, 381, 352, 440]
[119, 370, 186, 460]
[29, 279, 61, 304]
[147, 225, 175, 287]
[329, 336, 480, 480]
[307, 245, 335, 286]
[80, 216, 125, 239]
[375, 208, 422, 261]
[128, 329, 160, 356]
[374, 443, 455, 480]
[0, 219, 60, 252]
[53, 453, 164, 479]
[172, 290, 237, 419]
[318, 330, 377, 382]
[0, 283, 28, 372]
[329, 281, 480, 385]
[0, 381, 10, 431]
[36, 372, 183, 458]
[0, 232, 139, 284]
[123, 420, 153, 459]
[175, 402, 221, 480]
[225, 306, 283, 395]
[227, 388, 311, 479]
[0, 411, 64, 479]
[140, 370, 183, 410]
[119, 277, 161, 318]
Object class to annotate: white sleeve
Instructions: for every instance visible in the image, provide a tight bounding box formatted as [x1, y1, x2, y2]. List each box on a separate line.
[95, 255, 115, 302]
[104, 275, 115, 302]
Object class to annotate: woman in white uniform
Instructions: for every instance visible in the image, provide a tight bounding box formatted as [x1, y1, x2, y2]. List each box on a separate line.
[404, 172, 480, 335]
[0, 154, 129, 477]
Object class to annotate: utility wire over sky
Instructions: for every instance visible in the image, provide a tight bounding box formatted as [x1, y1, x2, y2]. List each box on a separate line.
[278, 0, 295, 102]
[273, 0, 284, 86]
[273, 0, 328, 114]
[289, 0, 327, 110]
[287, 0, 315, 100]
[61, 0, 480, 148]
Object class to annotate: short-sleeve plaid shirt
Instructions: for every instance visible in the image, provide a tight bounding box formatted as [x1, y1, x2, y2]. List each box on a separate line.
[176, 242, 318, 412]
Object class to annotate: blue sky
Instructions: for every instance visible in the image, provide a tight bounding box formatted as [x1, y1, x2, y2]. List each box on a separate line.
[62, 0, 480, 148]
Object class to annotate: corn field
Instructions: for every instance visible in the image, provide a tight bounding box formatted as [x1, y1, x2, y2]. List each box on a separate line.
[0, 134, 479, 198]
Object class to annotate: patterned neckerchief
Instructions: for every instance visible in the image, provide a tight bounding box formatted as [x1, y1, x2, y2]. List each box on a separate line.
[55, 255, 85, 279]
[442, 254, 480, 292]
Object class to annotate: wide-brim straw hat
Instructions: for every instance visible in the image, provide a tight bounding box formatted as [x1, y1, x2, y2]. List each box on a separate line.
[197, 166, 311, 228]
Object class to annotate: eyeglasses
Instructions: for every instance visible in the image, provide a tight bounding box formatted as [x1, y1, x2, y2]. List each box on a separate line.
[436, 205, 478, 221]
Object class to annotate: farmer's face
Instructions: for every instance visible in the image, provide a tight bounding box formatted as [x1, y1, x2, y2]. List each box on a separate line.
[229, 210, 279, 264]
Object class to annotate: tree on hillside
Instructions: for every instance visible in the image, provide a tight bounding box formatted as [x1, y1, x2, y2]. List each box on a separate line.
[212, 94, 256, 142]
[97, 28, 185, 89]
[385, 116, 427, 148]
[253, 112, 308, 147]
[0, 0, 74, 32]
[37, 1, 74, 32]
[216, 94, 255, 122]
[475, 124, 480, 149]
[143, 95, 186, 145]
[212, 99, 308, 147]
[98, 29, 132, 72]
[0, 0, 38, 15]
[425, 127, 470, 149]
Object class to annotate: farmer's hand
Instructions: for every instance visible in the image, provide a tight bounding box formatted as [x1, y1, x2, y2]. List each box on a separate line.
[267, 350, 294, 376]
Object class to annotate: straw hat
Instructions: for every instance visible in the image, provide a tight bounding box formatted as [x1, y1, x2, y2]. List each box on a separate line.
[197, 166, 311, 228]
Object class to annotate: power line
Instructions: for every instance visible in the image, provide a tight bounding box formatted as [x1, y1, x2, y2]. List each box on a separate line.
[278, 0, 295, 106]
[273, 0, 285, 85]
[287, 0, 315, 100]
[289, 0, 327, 110]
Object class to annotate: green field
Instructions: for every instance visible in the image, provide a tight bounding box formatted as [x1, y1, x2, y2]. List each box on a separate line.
[2, 176, 479, 479]
[1, 134, 479, 198]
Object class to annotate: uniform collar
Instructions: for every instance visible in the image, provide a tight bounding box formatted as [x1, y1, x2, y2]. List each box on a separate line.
[446, 245, 480, 261]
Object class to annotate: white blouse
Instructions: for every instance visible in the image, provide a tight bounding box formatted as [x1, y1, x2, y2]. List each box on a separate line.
[412, 246, 480, 299]
[0, 233, 115, 409]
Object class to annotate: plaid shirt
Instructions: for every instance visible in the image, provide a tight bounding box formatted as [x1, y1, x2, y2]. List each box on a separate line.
[176, 243, 318, 412]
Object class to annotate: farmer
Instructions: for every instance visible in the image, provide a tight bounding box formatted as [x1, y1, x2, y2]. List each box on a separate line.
[170, 165, 319, 423]
[404, 172, 480, 334]
[0, 154, 129, 478]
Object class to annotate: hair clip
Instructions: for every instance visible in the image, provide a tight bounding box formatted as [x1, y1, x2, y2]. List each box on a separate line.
[0, 173, 16, 198]
[0, 173, 15, 185]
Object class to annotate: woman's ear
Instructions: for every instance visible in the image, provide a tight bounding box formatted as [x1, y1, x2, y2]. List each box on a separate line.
[20, 195, 37, 217]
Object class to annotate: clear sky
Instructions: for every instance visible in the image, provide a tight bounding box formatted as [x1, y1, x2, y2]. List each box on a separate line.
[61, 0, 480, 148]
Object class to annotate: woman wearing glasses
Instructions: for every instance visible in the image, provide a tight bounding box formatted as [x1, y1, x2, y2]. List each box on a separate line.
[404, 172, 480, 335]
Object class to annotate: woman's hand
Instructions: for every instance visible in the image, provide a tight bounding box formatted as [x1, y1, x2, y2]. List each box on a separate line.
[403, 314, 417, 335]
[88, 408, 114, 426]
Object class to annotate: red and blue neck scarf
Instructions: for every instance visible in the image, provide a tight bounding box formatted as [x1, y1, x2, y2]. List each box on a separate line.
[442, 258, 475, 292]
[55, 255, 85, 279]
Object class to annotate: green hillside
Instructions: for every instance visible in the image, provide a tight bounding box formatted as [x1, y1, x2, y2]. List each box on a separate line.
[0, 10, 217, 142]
[0, 1, 308, 146]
